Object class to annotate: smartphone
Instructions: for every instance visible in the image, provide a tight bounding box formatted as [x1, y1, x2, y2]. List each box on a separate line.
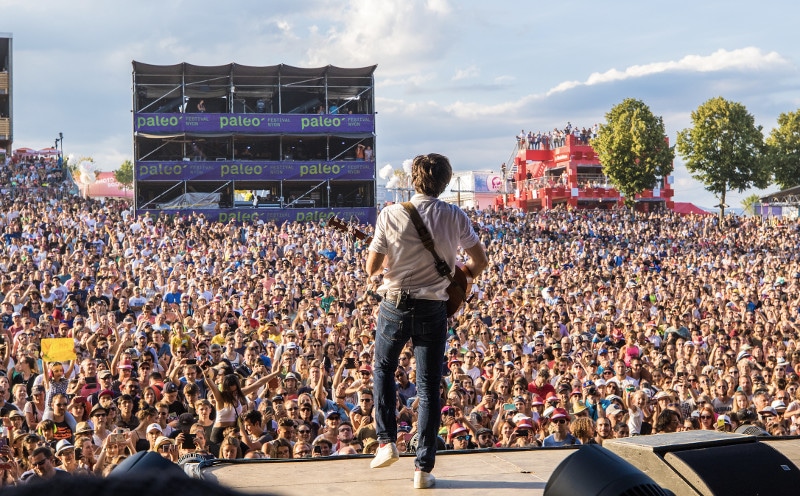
[313, 445, 322, 454]
[110, 434, 126, 444]
[186, 358, 197, 366]
[345, 358, 356, 369]
[182, 433, 196, 449]
[502, 403, 518, 412]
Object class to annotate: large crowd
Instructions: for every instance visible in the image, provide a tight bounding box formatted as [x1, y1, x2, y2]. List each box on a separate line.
[517, 123, 599, 150]
[0, 153, 799, 485]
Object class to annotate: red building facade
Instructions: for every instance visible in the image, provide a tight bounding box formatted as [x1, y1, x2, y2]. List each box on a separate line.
[502, 135, 674, 212]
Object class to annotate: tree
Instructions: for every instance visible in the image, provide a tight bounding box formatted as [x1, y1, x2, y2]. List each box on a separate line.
[765, 109, 800, 190]
[676, 97, 769, 219]
[114, 160, 134, 191]
[741, 193, 760, 216]
[593, 98, 674, 206]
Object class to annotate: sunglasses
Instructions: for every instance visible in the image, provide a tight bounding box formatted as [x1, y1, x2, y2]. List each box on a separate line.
[552, 419, 567, 424]
[32, 458, 49, 467]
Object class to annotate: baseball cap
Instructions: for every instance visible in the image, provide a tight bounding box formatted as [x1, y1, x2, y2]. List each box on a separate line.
[164, 382, 179, 393]
[98, 389, 114, 398]
[550, 408, 569, 420]
[449, 423, 468, 437]
[177, 413, 195, 428]
[146, 423, 163, 434]
[515, 417, 534, 430]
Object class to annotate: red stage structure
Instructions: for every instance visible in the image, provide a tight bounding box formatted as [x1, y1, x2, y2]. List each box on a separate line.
[500, 135, 674, 212]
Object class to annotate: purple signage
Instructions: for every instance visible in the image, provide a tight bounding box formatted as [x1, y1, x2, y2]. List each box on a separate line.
[136, 160, 375, 181]
[136, 207, 376, 225]
[134, 113, 375, 134]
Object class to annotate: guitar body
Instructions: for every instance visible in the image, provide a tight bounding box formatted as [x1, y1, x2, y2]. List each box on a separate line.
[445, 265, 471, 317]
[328, 216, 471, 317]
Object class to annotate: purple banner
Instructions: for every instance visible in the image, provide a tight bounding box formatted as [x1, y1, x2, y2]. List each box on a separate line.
[136, 160, 375, 181]
[134, 113, 375, 134]
[136, 207, 376, 225]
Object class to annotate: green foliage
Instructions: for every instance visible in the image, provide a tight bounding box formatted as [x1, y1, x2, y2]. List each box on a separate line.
[114, 160, 134, 190]
[593, 98, 674, 205]
[741, 193, 760, 216]
[676, 97, 769, 218]
[765, 109, 800, 190]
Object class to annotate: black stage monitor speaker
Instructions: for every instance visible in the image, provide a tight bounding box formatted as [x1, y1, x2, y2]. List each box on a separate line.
[604, 431, 800, 496]
[544, 444, 671, 496]
[108, 450, 187, 479]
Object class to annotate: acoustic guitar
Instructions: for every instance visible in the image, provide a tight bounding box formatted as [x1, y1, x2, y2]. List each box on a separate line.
[327, 216, 471, 317]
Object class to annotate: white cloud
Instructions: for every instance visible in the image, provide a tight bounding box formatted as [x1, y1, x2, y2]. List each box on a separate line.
[494, 75, 515, 84]
[304, 0, 456, 72]
[452, 65, 479, 81]
[547, 47, 789, 96]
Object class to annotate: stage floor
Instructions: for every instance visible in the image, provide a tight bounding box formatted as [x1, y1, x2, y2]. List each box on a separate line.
[197, 438, 800, 496]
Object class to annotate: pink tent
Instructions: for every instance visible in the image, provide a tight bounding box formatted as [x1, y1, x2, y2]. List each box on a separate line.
[672, 202, 712, 216]
[13, 147, 36, 157]
[83, 172, 134, 199]
[36, 147, 60, 156]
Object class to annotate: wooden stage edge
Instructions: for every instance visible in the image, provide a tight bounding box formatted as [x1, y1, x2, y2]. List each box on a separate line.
[195, 437, 800, 496]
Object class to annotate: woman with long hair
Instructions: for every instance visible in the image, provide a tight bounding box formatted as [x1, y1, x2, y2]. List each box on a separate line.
[201, 367, 278, 444]
[67, 395, 91, 422]
[698, 404, 717, 430]
[219, 435, 243, 459]
[130, 402, 159, 452]
[141, 385, 161, 408]
[10, 355, 38, 396]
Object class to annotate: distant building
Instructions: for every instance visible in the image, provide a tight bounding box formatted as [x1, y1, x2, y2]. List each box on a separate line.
[132, 62, 377, 224]
[504, 134, 674, 212]
[757, 186, 800, 219]
[440, 171, 503, 210]
[0, 33, 12, 160]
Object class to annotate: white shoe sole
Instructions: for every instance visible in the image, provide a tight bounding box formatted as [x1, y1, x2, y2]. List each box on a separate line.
[370, 451, 399, 469]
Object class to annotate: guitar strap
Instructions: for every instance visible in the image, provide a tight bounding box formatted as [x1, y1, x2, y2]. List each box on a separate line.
[400, 202, 465, 299]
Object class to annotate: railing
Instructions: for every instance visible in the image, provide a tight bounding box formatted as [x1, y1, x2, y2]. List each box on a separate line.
[0, 118, 9, 138]
[0, 72, 7, 93]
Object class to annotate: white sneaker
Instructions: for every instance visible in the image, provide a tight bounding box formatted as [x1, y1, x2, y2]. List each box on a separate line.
[370, 442, 399, 469]
[414, 470, 436, 489]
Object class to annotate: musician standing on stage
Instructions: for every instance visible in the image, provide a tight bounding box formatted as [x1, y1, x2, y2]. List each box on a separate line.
[366, 153, 488, 489]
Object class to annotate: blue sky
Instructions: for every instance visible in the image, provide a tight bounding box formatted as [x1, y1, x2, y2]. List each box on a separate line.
[5, 0, 800, 209]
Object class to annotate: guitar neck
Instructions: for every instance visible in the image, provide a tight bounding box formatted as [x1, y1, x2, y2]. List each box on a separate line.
[327, 217, 373, 245]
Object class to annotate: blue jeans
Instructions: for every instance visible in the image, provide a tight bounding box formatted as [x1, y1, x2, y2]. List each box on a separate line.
[373, 298, 447, 473]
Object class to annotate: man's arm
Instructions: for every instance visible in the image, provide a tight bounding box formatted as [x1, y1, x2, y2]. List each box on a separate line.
[463, 242, 488, 281]
[365, 250, 385, 279]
